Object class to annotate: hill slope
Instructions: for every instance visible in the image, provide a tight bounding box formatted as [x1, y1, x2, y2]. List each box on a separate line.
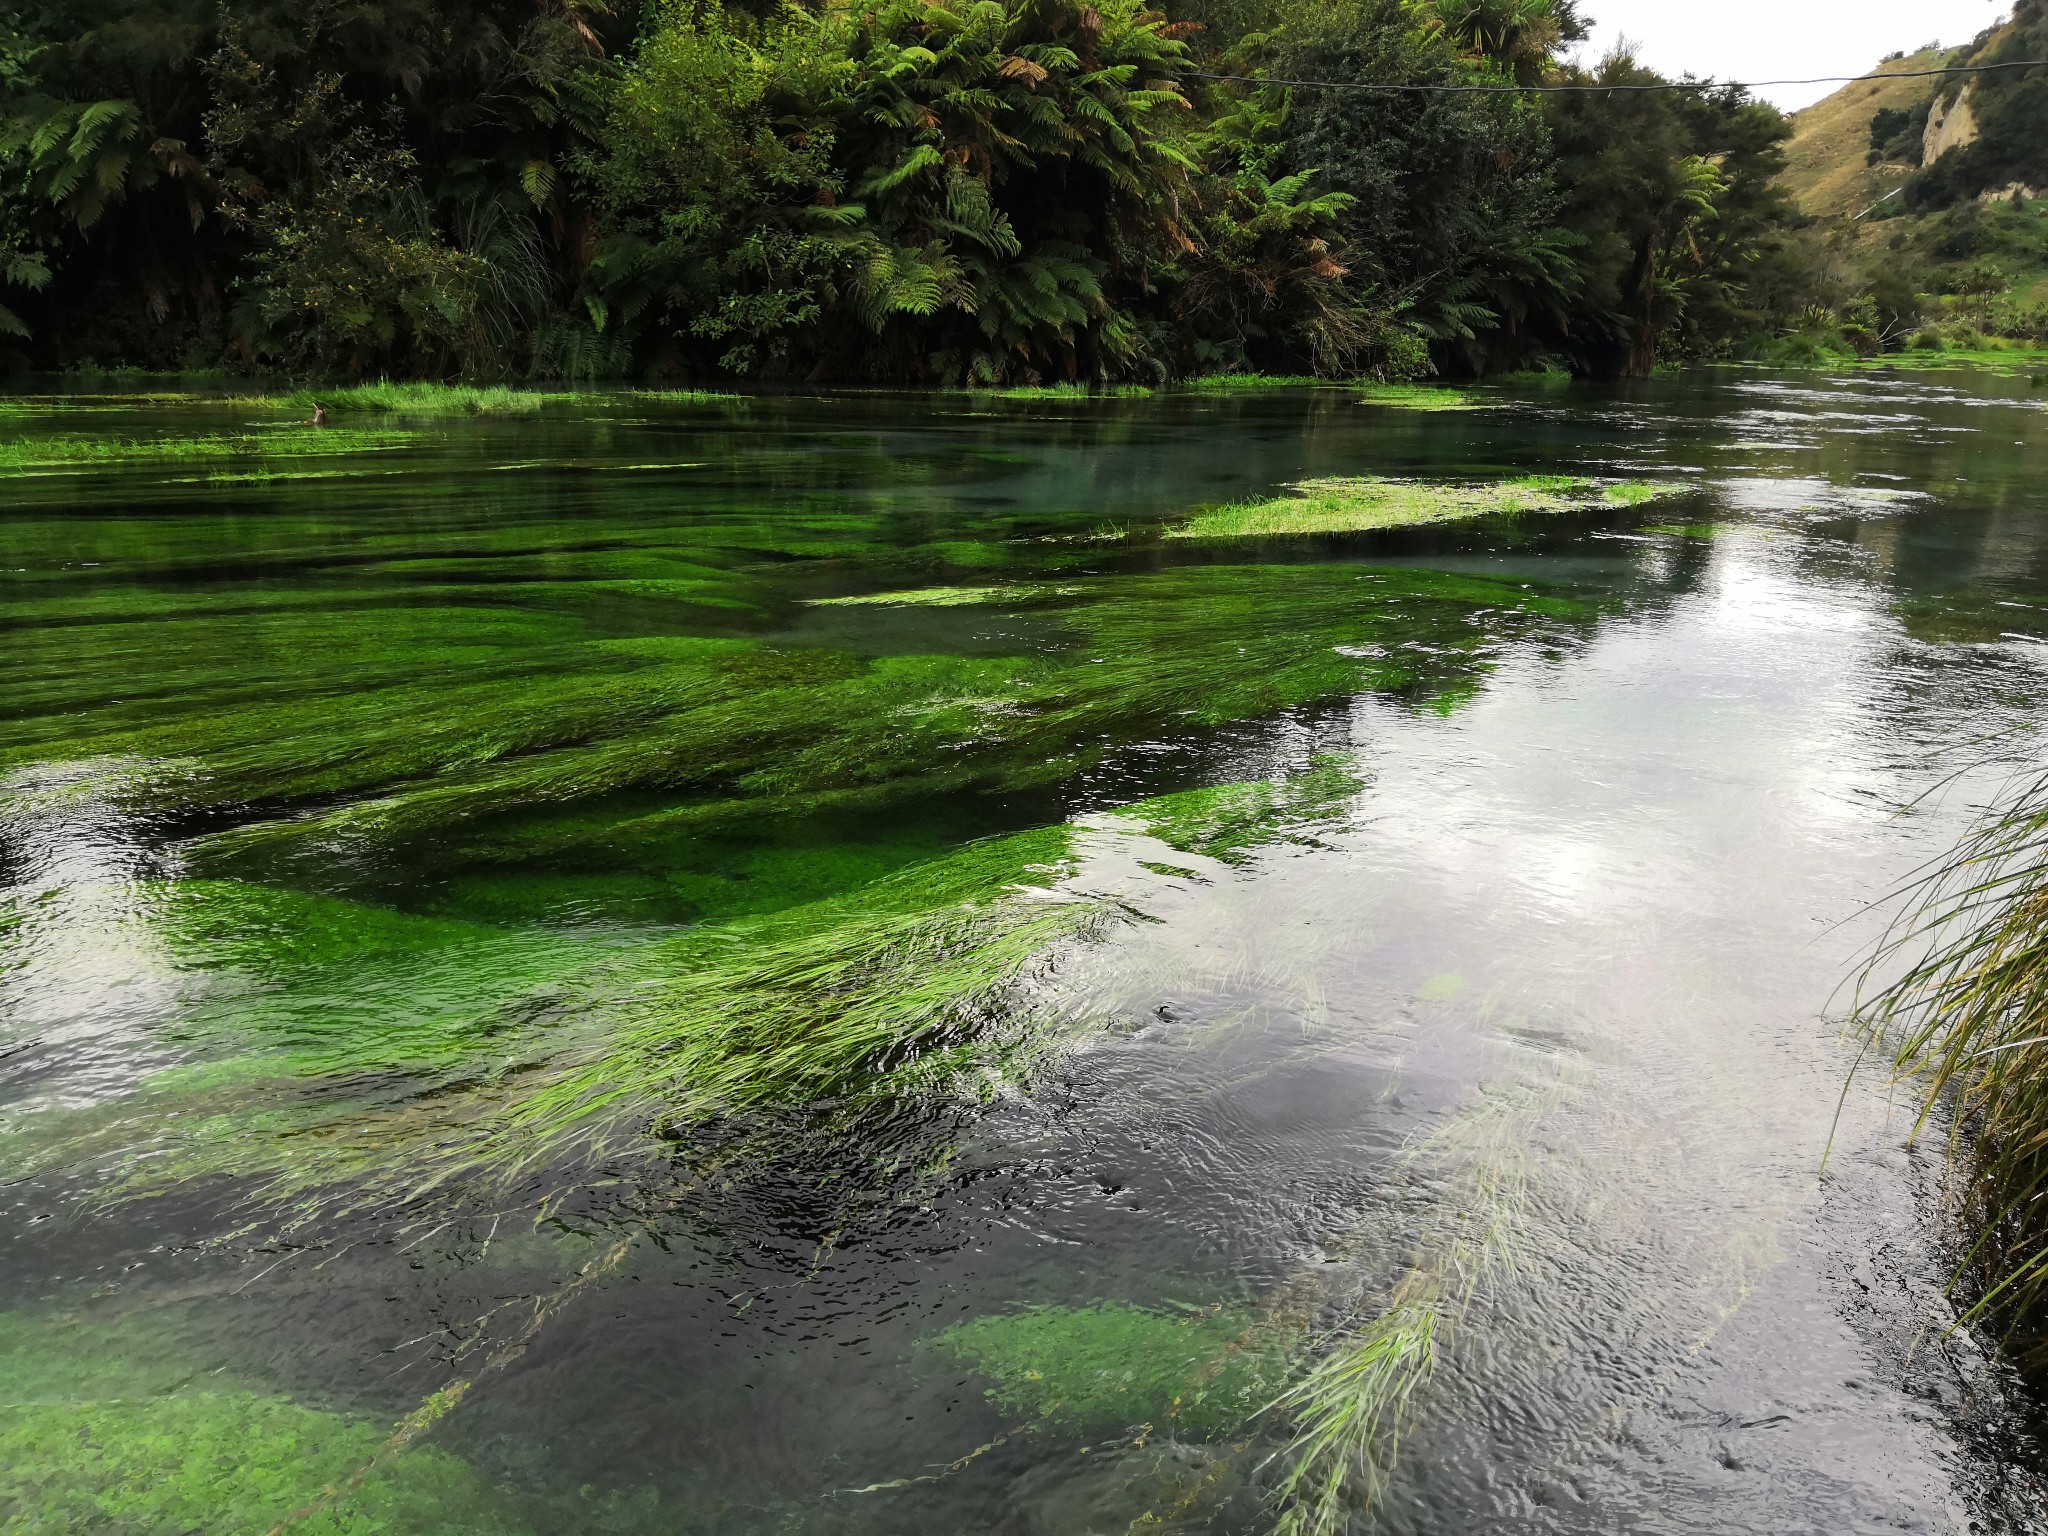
[1775, 14, 2048, 332]
[1781, 47, 1956, 220]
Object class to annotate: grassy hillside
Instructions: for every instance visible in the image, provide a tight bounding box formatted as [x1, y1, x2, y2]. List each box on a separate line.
[1771, 17, 2048, 361]
[1782, 47, 1956, 220]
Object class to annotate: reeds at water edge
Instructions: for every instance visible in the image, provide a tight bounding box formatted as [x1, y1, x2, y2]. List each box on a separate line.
[1860, 764, 2048, 1368]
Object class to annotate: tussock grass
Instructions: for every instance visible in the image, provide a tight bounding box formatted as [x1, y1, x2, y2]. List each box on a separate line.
[1169, 476, 1666, 540]
[1859, 764, 2048, 1367]
[271, 382, 740, 415]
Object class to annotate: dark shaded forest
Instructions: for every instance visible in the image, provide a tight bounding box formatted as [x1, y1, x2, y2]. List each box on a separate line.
[0, 0, 1878, 382]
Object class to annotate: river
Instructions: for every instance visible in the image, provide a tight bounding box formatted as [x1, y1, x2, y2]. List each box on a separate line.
[2, 372, 2045, 1533]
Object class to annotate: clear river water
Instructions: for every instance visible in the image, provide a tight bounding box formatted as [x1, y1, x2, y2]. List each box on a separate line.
[3, 373, 2048, 1534]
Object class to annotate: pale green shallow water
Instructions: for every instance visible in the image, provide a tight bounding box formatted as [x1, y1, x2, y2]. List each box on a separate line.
[2, 375, 2047, 1533]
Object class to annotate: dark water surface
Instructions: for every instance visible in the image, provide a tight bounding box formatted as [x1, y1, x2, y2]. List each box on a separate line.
[4, 375, 2048, 1533]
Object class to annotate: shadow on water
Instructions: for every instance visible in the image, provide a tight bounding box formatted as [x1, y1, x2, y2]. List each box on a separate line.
[2, 374, 2048, 1533]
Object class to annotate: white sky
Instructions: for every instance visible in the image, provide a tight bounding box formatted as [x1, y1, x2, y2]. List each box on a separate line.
[1571, 1, 2012, 110]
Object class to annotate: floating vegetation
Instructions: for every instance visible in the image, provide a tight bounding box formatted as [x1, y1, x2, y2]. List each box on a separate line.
[1858, 763, 2048, 1368]
[937, 1302, 1283, 1435]
[1353, 383, 1483, 411]
[271, 382, 742, 415]
[1178, 378, 1483, 408]
[0, 528, 1611, 1224]
[13, 565, 1591, 873]
[975, 382, 1157, 400]
[805, 584, 1045, 608]
[283, 382, 571, 415]
[1168, 476, 1665, 540]
[0, 426, 420, 473]
[1182, 375, 1341, 391]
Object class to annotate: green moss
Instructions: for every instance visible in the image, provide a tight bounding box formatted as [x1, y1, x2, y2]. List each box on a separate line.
[0, 1311, 675, 1535]
[0, 1314, 525, 1536]
[935, 1302, 1283, 1435]
[1352, 383, 1483, 411]
[1167, 476, 1667, 539]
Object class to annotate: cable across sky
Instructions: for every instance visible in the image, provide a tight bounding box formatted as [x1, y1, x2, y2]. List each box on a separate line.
[1181, 57, 2048, 96]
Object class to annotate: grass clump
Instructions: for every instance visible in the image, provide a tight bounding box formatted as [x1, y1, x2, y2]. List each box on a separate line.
[1858, 764, 2048, 1370]
[1168, 476, 1664, 539]
[937, 1302, 1282, 1435]
[284, 382, 570, 415]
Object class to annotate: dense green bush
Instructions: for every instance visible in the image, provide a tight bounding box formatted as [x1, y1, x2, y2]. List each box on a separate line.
[0, 0, 1826, 380]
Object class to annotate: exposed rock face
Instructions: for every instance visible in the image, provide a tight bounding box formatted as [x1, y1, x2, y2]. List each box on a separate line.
[1923, 83, 1981, 162]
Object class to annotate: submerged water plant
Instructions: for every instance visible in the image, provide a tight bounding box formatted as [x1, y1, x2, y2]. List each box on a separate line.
[0, 1312, 523, 1536]
[0, 426, 420, 473]
[1169, 476, 1664, 539]
[282, 383, 573, 416]
[937, 1302, 1283, 1435]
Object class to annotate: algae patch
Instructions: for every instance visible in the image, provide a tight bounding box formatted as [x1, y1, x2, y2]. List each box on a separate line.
[0, 1313, 538, 1536]
[937, 1302, 1282, 1435]
[1169, 476, 1668, 539]
[0, 426, 421, 473]
[806, 584, 1047, 608]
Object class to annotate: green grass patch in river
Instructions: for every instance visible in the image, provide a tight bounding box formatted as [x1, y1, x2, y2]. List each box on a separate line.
[1169, 476, 1665, 539]
[0, 426, 420, 473]
[276, 381, 738, 415]
[937, 1302, 1284, 1435]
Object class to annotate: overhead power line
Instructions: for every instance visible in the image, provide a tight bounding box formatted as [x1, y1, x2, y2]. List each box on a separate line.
[1182, 58, 2048, 96]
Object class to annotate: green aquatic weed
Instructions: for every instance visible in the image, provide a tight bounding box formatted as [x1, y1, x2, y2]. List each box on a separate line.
[1352, 383, 1484, 411]
[1180, 374, 1334, 391]
[0, 1313, 527, 1536]
[0, 427, 420, 473]
[937, 1302, 1283, 1435]
[1129, 756, 1363, 865]
[1167, 477, 1668, 539]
